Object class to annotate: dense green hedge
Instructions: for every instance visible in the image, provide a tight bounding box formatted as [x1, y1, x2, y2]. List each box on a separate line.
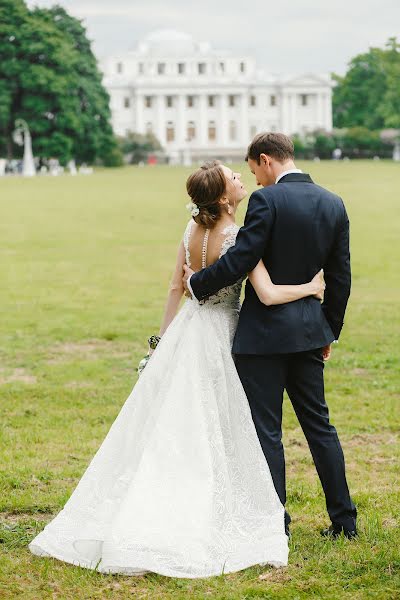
[293, 128, 397, 160]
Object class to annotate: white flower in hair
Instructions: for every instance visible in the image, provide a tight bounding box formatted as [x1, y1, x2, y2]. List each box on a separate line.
[186, 201, 200, 217]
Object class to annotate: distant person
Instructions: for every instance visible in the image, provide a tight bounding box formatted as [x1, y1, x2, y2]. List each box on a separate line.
[29, 158, 327, 577]
[184, 132, 357, 541]
[333, 147, 342, 160]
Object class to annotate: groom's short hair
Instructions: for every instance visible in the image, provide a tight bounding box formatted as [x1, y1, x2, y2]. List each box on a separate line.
[246, 132, 294, 164]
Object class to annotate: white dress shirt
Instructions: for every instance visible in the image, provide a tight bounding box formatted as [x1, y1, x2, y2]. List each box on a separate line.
[275, 169, 303, 183]
[186, 271, 196, 300]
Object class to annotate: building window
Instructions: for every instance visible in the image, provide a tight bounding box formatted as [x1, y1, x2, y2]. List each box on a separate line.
[240, 62, 246, 73]
[157, 62, 166, 75]
[300, 94, 308, 106]
[116, 62, 123, 74]
[187, 121, 196, 140]
[178, 62, 185, 74]
[198, 62, 206, 75]
[208, 95, 215, 107]
[166, 95, 174, 108]
[270, 95, 277, 107]
[166, 121, 175, 142]
[187, 95, 195, 108]
[146, 122, 153, 134]
[249, 95, 256, 107]
[229, 120, 237, 141]
[124, 97, 130, 109]
[138, 62, 144, 75]
[250, 125, 258, 137]
[219, 61, 225, 73]
[208, 121, 216, 142]
[228, 95, 236, 107]
[145, 96, 152, 108]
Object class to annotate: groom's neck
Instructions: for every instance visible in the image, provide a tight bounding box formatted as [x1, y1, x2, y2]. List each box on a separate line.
[273, 160, 297, 180]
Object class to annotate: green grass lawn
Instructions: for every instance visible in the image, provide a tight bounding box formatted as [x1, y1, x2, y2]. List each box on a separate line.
[0, 161, 399, 599]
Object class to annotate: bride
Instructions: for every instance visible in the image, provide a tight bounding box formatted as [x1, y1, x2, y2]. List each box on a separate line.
[29, 161, 324, 578]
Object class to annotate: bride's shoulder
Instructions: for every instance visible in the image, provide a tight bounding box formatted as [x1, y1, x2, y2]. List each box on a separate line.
[183, 218, 195, 236]
[222, 222, 240, 232]
[219, 223, 240, 256]
[221, 223, 240, 237]
[183, 219, 199, 247]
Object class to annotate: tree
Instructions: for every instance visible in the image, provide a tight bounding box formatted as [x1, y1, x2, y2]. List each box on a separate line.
[0, 0, 30, 158]
[313, 131, 336, 159]
[378, 38, 400, 128]
[119, 132, 163, 164]
[34, 5, 121, 165]
[333, 38, 400, 130]
[333, 127, 382, 157]
[0, 0, 121, 165]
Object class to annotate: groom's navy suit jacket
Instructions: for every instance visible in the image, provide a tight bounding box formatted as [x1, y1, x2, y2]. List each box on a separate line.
[190, 173, 351, 355]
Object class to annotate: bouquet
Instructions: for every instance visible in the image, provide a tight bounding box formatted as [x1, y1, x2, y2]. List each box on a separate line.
[137, 335, 161, 376]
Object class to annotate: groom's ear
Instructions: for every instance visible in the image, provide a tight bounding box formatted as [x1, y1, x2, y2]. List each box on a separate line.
[259, 153, 270, 167]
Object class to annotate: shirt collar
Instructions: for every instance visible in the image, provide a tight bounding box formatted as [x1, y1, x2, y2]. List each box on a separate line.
[275, 169, 303, 184]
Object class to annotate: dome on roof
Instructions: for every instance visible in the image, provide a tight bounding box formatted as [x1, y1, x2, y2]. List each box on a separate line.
[139, 30, 198, 55]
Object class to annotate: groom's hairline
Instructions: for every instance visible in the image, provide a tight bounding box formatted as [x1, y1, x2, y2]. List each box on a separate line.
[245, 132, 295, 164]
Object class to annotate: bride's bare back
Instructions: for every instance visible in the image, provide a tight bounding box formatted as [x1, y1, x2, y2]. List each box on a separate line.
[187, 218, 236, 272]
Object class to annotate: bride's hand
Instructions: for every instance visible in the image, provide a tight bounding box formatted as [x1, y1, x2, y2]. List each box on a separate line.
[309, 269, 325, 301]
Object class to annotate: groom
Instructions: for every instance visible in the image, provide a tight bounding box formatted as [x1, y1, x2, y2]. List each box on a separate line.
[183, 132, 357, 538]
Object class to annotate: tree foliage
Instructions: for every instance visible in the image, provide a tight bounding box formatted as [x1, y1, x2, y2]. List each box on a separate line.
[333, 38, 400, 129]
[118, 132, 163, 164]
[0, 0, 122, 165]
[293, 128, 394, 160]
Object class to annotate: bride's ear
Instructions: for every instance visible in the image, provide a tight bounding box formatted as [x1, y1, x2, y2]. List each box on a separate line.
[219, 196, 233, 215]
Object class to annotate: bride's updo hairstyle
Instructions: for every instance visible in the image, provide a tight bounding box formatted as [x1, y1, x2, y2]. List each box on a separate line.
[186, 160, 226, 229]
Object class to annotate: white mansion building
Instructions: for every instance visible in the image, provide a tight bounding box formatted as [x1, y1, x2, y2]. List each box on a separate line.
[101, 30, 333, 162]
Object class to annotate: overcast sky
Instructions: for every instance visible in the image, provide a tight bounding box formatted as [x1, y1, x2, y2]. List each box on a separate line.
[26, 0, 400, 75]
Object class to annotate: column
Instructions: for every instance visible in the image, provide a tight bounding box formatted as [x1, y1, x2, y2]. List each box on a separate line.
[325, 91, 333, 132]
[155, 94, 166, 147]
[316, 92, 324, 129]
[198, 94, 207, 147]
[219, 94, 228, 146]
[177, 94, 186, 148]
[240, 92, 249, 146]
[290, 93, 297, 135]
[280, 91, 291, 135]
[134, 92, 144, 134]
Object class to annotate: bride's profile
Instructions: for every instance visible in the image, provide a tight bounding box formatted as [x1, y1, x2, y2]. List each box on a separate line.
[29, 160, 325, 578]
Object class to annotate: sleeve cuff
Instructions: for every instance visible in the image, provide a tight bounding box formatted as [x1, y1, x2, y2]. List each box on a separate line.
[187, 274, 197, 300]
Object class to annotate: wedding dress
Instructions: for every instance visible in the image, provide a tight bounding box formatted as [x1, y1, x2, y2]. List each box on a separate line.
[29, 221, 288, 578]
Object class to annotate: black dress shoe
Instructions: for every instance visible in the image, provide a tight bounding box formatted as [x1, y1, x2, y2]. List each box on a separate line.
[321, 525, 357, 540]
[285, 526, 291, 539]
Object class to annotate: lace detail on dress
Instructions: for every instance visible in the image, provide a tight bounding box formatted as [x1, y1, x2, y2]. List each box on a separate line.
[183, 219, 194, 268]
[205, 223, 243, 309]
[219, 223, 240, 258]
[183, 220, 242, 309]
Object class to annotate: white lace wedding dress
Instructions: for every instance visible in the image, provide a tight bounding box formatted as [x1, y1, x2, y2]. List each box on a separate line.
[29, 221, 288, 578]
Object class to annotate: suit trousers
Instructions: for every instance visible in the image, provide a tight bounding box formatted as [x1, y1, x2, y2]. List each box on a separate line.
[235, 349, 357, 531]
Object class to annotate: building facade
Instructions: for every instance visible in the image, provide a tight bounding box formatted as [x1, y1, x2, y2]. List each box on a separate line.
[101, 30, 333, 162]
